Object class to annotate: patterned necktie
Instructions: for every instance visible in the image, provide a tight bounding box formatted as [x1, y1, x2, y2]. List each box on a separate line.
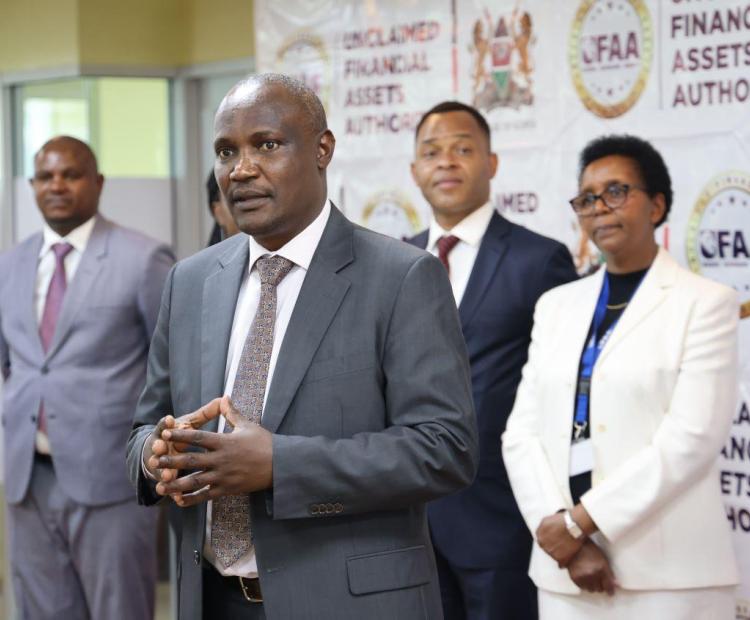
[211, 254, 294, 569]
[436, 235, 460, 275]
[38, 242, 74, 437]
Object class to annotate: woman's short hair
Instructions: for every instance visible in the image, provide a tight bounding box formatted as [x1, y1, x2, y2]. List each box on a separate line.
[579, 135, 673, 227]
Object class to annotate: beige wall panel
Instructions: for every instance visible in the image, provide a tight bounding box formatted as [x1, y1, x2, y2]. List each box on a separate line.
[77, 0, 186, 67]
[186, 0, 254, 65]
[0, 0, 79, 72]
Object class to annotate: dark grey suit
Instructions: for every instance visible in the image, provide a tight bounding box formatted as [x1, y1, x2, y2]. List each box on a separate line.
[127, 206, 478, 620]
[0, 215, 174, 619]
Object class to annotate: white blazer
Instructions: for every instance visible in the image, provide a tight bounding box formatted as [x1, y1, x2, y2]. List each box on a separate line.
[502, 247, 739, 594]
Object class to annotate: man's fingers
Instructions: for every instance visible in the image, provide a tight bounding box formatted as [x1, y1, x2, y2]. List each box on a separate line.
[159, 467, 178, 483]
[162, 428, 219, 449]
[157, 470, 216, 496]
[220, 395, 246, 428]
[173, 484, 217, 507]
[183, 398, 223, 428]
[152, 438, 169, 456]
[159, 450, 212, 470]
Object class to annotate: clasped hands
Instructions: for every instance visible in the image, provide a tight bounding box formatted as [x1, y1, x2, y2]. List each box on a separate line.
[143, 395, 273, 507]
[536, 509, 617, 596]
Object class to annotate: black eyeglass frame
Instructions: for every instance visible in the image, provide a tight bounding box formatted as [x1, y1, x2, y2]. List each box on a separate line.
[569, 182, 648, 216]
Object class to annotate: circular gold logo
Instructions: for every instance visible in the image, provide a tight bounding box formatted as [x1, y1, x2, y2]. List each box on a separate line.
[686, 171, 750, 319]
[569, 0, 653, 118]
[275, 32, 331, 111]
[362, 190, 421, 239]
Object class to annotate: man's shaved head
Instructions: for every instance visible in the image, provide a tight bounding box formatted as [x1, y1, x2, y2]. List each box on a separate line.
[31, 135, 103, 236]
[212, 72, 335, 250]
[219, 73, 328, 136]
[35, 136, 99, 173]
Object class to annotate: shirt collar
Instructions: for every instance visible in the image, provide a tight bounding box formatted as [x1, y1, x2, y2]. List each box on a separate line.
[248, 199, 332, 272]
[39, 215, 97, 258]
[427, 201, 494, 252]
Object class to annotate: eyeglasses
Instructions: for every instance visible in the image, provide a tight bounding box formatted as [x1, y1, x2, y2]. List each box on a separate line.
[569, 183, 646, 216]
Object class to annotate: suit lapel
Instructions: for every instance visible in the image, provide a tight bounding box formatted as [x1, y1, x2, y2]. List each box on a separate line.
[562, 267, 605, 378]
[458, 212, 511, 329]
[201, 238, 249, 432]
[597, 247, 675, 366]
[262, 207, 353, 434]
[409, 229, 428, 251]
[45, 217, 108, 360]
[18, 234, 45, 357]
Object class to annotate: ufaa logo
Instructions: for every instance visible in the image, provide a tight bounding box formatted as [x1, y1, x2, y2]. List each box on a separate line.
[687, 171, 750, 319]
[362, 190, 421, 240]
[275, 32, 331, 111]
[569, 0, 653, 118]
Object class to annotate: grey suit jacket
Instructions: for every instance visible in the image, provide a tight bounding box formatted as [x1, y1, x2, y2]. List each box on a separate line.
[0, 215, 174, 506]
[127, 207, 478, 620]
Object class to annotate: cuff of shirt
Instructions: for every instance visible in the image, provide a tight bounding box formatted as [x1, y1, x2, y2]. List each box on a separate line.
[141, 441, 159, 481]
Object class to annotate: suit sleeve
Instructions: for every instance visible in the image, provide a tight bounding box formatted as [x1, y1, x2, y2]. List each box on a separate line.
[580, 286, 739, 543]
[0, 255, 9, 381]
[127, 263, 177, 506]
[271, 254, 479, 519]
[137, 243, 176, 339]
[502, 292, 570, 534]
[0, 310, 8, 381]
[534, 242, 578, 301]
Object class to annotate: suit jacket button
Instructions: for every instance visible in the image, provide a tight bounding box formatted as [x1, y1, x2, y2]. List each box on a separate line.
[334, 503, 343, 513]
[193, 550, 201, 565]
[309, 504, 319, 515]
[326, 503, 334, 513]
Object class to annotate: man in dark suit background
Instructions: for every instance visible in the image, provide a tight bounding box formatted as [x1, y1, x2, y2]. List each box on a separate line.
[407, 101, 577, 619]
[0, 136, 174, 618]
[127, 75, 478, 620]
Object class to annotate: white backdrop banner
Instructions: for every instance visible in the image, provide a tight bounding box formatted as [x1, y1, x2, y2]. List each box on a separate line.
[255, 1, 750, 616]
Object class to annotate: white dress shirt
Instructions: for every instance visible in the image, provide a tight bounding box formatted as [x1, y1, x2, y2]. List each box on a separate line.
[203, 200, 332, 578]
[425, 202, 494, 305]
[34, 216, 97, 453]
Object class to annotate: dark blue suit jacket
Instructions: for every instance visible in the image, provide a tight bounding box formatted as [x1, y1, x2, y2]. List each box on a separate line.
[408, 212, 577, 569]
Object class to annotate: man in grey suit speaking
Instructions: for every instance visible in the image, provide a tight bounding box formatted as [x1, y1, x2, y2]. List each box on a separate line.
[0, 136, 175, 618]
[126, 74, 478, 619]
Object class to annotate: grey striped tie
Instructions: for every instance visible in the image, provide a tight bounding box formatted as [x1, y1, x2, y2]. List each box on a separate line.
[211, 254, 294, 569]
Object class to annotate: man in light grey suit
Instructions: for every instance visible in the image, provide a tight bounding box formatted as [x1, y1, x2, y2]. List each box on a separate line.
[126, 74, 478, 620]
[0, 136, 175, 619]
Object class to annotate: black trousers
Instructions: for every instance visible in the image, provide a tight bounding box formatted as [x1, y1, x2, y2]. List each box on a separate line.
[434, 544, 538, 620]
[202, 564, 266, 620]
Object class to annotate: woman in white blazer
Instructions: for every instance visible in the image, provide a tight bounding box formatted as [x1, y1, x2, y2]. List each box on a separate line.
[502, 135, 739, 619]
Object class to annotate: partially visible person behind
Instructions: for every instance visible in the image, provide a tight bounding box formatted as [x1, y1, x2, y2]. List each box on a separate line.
[206, 169, 240, 246]
[0, 136, 175, 619]
[407, 100, 577, 620]
[503, 134, 739, 619]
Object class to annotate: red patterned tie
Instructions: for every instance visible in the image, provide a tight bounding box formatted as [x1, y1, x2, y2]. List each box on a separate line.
[38, 242, 74, 436]
[437, 235, 460, 275]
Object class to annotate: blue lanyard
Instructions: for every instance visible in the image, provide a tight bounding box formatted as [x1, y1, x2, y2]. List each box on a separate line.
[573, 274, 618, 440]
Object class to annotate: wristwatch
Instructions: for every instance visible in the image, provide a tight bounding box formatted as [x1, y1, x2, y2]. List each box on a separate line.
[563, 510, 584, 540]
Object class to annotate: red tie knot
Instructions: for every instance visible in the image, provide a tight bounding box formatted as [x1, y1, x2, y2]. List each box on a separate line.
[436, 235, 460, 273]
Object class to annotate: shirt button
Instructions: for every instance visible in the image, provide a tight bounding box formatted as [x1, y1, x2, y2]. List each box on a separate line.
[40, 366, 49, 374]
